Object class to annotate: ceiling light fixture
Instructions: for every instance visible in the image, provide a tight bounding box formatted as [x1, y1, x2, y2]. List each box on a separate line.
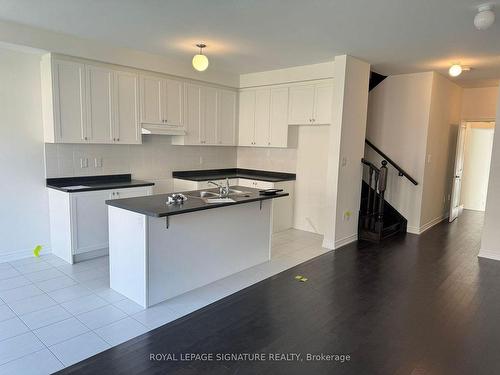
[448, 64, 471, 77]
[474, 4, 495, 30]
[192, 43, 209, 72]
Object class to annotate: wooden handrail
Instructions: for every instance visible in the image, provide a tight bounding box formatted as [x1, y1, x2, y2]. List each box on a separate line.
[365, 139, 418, 186]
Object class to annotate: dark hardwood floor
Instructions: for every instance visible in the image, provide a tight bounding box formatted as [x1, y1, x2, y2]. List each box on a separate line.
[58, 210, 500, 375]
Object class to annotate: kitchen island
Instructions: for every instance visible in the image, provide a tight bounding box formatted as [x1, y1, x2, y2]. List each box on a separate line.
[106, 186, 288, 308]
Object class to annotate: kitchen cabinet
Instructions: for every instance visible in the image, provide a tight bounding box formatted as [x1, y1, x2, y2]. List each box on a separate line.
[139, 75, 183, 127]
[113, 71, 141, 144]
[41, 55, 141, 144]
[238, 87, 290, 148]
[237, 179, 295, 232]
[172, 84, 237, 146]
[288, 81, 333, 125]
[48, 186, 152, 263]
[217, 89, 237, 145]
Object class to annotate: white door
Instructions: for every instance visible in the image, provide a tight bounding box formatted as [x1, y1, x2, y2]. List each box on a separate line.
[202, 86, 218, 145]
[313, 83, 333, 125]
[114, 71, 141, 144]
[238, 90, 256, 146]
[217, 89, 236, 145]
[86, 66, 114, 143]
[140, 75, 163, 125]
[53, 60, 87, 143]
[449, 123, 467, 222]
[288, 85, 314, 125]
[269, 88, 289, 147]
[184, 84, 202, 144]
[165, 79, 184, 127]
[254, 89, 271, 146]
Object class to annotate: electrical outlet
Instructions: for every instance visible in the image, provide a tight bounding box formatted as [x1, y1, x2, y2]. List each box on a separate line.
[343, 210, 352, 221]
[80, 157, 88, 169]
[341, 157, 347, 167]
[427, 154, 432, 163]
[94, 157, 103, 168]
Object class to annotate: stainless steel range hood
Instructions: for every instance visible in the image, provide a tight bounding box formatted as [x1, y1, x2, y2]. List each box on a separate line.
[141, 124, 187, 136]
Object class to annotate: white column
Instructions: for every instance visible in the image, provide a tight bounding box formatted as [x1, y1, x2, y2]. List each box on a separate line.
[479, 91, 500, 261]
[322, 55, 370, 250]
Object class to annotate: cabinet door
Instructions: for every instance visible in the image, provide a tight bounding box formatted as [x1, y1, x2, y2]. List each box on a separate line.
[165, 79, 184, 127]
[288, 85, 314, 125]
[140, 76, 163, 125]
[313, 83, 333, 124]
[238, 90, 255, 146]
[86, 66, 114, 143]
[202, 86, 218, 145]
[184, 84, 202, 144]
[217, 89, 236, 145]
[114, 71, 141, 144]
[269, 88, 289, 147]
[53, 60, 87, 143]
[71, 190, 110, 254]
[114, 186, 152, 199]
[254, 89, 271, 147]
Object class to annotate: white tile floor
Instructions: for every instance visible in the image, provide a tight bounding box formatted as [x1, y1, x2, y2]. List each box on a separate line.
[0, 229, 328, 374]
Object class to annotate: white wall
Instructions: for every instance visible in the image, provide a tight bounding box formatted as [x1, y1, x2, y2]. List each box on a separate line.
[479, 93, 500, 261]
[0, 47, 50, 261]
[365, 72, 433, 232]
[420, 73, 462, 228]
[45, 139, 237, 194]
[323, 55, 370, 249]
[461, 123, 495, 211]
[461, 87, 499, 121]
[0, 20, 239, 87]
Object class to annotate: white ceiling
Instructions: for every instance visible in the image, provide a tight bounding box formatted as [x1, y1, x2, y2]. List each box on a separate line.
[0, 0, 499, 87]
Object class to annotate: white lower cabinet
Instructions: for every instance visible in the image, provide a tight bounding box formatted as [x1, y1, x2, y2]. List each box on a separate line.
[48, 186, 152, 264]
[172, 178, 294, 233]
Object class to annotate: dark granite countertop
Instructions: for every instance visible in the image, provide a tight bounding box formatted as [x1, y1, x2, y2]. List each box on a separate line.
[46, 174, 155, 193]
[172, 168, 296, 183]
[105, 186, 289, 217]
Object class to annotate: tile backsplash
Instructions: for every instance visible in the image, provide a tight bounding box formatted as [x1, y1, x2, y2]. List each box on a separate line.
[236, 147, 297, 173]
[44, 135, 237, 193]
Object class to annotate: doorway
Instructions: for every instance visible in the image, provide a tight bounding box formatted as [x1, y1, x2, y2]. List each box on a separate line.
[450, 121, 495, 221]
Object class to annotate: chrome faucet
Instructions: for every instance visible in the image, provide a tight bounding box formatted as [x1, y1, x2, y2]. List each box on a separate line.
[208, 178, 230, 197]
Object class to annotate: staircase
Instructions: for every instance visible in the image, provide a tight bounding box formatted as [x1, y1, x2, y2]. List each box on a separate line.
[359, 140, 417, 243]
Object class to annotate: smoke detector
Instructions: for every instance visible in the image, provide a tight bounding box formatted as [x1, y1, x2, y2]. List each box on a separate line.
[474, 4, 495, 30]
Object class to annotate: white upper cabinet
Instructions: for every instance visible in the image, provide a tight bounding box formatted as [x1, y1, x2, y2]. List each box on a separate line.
[173, 84, 237, 146]
[269, 88, 289, 147]
[140, 75, 184, 127]
[42, 55, 141, 144]
[238, 87, 292, 148]
[288, 81, 333, 125]
[86, 65, 114, 143]
[113, 71, 141, 144]
[51, 59, 87, 143]
[165, 79, 184, 127]
[254, 89, 271, 146]
[288, 84, 315, 125]
[238, 90, 256, 147]
[313, 82, 334, 124]
[140, 76, 163, 125]
[217, 89, 236, 146]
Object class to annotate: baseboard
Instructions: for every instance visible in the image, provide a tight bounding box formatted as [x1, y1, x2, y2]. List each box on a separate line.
[73, 248, 109, 263]
[407, 214, 448, 235]
[478, 249, 500, 262]
[0, 245, 52, 263]
[334, 233, 358, 250]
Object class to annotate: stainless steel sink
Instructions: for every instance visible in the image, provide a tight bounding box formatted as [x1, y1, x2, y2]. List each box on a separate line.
[227, 189, 252, 197]
[186, 191, 219, 199]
